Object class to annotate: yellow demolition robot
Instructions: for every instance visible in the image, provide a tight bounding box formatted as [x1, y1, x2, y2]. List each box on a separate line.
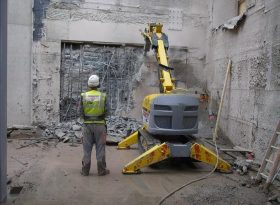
[118, 23, 231, 174]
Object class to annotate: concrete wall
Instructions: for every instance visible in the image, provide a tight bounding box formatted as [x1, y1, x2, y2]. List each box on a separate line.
[32, 0, 208, 125]
[7, 0, 33, 126]
[211, 0, 238, 28]
[206, 0, 280, 161]
[7, 0, 280, 162]
[0, 0, 7, 201]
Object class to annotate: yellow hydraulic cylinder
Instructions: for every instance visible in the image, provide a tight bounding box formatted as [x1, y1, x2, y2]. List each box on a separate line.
[122, 143, 171, 174]
[157, 40, 168, 66]
[117, 131, 139, 150]
[157, 40, 174, 93]
[190, 143, 232, 172]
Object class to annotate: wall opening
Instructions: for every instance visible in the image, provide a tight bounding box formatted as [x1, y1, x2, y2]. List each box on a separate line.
[60, 42, 143, 122]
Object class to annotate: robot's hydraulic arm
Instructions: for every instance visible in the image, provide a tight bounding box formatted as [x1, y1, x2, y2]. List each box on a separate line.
[141, 23, 175, 94]
[117, 23, 232, 174]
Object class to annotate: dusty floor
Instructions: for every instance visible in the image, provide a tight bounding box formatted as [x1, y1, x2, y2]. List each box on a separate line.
[3, 138, 269, 205]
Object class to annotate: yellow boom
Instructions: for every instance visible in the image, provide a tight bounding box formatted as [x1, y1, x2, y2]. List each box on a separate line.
[141, 23, 175, 93]
[117, 23, 232, 174]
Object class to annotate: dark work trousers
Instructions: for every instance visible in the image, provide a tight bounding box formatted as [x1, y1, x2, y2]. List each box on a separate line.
[82, 123, 107, 173]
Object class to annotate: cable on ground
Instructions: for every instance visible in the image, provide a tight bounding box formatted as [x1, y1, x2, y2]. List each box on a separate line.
[158, 140, 220, 205]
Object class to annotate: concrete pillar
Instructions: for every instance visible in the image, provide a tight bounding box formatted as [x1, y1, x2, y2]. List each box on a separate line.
[0, 0, 7, 202]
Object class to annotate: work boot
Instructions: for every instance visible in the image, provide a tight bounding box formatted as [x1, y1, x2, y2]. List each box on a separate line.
[81, 161, 91, 176]
[97, 161, 110, 176]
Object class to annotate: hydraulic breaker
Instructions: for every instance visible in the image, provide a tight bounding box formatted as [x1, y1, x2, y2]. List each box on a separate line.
[117, 131, 139, 150]
[122, 143, 171, 174]
[190, 143, 231, 172]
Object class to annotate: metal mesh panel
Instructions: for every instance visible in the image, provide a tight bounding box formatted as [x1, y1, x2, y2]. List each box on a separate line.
[60, 42, 143, 121]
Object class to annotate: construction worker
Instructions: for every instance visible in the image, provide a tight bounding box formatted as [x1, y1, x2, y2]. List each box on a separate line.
[80, 74, 110, 176]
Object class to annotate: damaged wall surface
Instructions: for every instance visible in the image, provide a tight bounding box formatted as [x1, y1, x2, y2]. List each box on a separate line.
[32, 0, 208, 125]
[206, 0, 280, 161]
[60, 43, 143, 121]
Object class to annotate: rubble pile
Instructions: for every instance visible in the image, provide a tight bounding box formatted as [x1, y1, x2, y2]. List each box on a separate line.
[106, 116, 142, 143]
[42, 120, 83, 144]
[40, 116, 142, 144]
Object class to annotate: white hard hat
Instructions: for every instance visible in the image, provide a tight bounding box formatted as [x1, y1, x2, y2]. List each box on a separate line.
[88, 75, 99, 87]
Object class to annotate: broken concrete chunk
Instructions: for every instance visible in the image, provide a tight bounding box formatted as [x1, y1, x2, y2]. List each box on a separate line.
[55, 129, 66, 139]
[74, 131, 82, 139]
[72, 124, 81, 131]
[234, 157, 252, 175]
[214, 13, 246, 31]
[43, 129, 52, 137]
[106, 116, 142, 140]
[63, 136, 70, 143]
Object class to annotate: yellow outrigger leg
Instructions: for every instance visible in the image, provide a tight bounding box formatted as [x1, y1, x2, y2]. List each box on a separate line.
[117, 131, 139, 150]
[120, 141, 231, 174]
[190, 143, 231, 172]
[122, 143, 171, 174]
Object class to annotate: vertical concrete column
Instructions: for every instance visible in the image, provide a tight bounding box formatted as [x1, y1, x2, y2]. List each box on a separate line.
[0, 0, 7, 202]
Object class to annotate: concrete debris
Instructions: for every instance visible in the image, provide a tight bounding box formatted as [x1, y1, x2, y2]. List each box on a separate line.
[43, 129, 52, 137]
[54, 129, 66, 139]
[74, 131, 82, 139]
[18, 121, 83, 146]
[233, 157, 253, 175]
[106, 116, 142, 143]
[63, 136, 70, 143]
[214, 13, 246, 31]
[39, 117, 141, 145]
[72, 124, 81, 131]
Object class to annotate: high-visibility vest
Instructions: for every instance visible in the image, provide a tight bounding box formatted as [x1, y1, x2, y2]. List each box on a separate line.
[81, 90, 106, 124]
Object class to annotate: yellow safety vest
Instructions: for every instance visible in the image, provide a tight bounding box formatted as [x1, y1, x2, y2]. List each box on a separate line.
[81, 90, 106, 124]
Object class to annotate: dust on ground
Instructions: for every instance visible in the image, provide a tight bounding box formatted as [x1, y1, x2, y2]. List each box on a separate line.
[3, 131, 272, 205]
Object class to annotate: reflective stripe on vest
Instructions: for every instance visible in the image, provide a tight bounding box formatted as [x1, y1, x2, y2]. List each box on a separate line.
[81, 90, 106, 120]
